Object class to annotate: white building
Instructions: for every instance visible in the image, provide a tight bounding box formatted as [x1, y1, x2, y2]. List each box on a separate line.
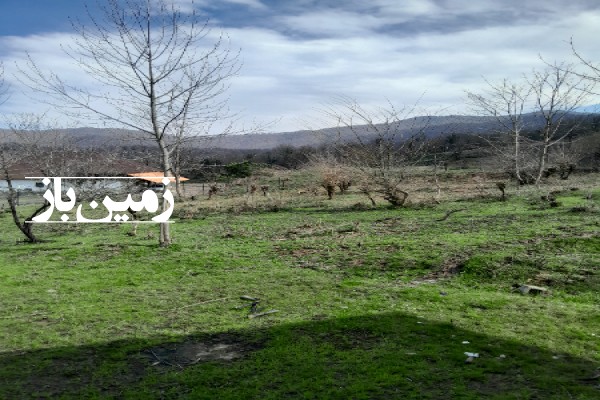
[0, 179, 45, 192]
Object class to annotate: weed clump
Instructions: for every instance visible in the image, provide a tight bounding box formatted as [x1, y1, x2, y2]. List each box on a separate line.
[349, 202, 370, 211]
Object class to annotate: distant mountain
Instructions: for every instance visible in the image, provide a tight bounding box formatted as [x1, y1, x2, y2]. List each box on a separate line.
[206, 112, 594, 149]
[1, 112, 596, 150]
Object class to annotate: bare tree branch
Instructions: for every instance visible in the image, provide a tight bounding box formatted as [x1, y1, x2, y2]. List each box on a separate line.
[467, 63, 594, 185]
[18, 0, 241, 246]
[314, 96, 433, 206]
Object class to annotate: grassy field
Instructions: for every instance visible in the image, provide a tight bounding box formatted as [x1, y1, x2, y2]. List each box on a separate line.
[0, 170, 598, 399]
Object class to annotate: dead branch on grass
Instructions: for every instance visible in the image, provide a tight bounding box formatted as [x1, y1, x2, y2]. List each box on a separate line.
[436, 208, 466, 222]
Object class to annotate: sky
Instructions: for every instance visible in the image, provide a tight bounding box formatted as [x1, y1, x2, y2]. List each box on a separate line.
[0, 0, 599, 133]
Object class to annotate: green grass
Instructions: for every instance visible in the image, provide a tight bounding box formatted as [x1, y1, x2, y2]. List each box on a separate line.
[0, 178, 599, 399]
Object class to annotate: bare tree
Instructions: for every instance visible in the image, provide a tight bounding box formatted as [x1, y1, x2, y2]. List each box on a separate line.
[467, 64, 594, 185]
[569, 40, 600, 169]
[0, 115, 73, 242]
[1, 113, 143, 242]
[529, 65, 592, 182]
[571, 39, 600, 84]
[0, 66, 69, 242]
[0, 66, 44, 241]
[19, 0, 239, 246]
[0, 65, 42, 240]
[467, 79, 534, 184]
[0, 143, 44, 243]
[315, 97, 431, 206]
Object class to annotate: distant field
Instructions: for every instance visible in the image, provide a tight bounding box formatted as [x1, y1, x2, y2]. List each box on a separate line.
[0, 169, 598, 399]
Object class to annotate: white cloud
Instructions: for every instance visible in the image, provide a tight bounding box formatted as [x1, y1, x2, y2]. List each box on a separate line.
[280, 10, 385, 37]
[180, 0, 266, 11]
[1, 1, 600, 132]
[0, 33, 90, 118]
[224, 5, 600, 131]
[370, 0, 441, 19]
[223, 0, 266, 9]
[169, 0, 204, 13]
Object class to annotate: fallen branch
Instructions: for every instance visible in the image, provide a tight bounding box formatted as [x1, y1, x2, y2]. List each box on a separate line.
[240, 295, 259, 301]
[436, 208, 466, 222]
[248, 309, 279, 319]
[160, 297, 230, 312]
[149, 349, 182, 369]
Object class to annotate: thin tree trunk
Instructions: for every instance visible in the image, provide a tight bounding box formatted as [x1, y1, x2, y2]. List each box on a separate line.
[147, 24, 172, 248]
[433, 154, 441, 202]
[535, 140, 550, 184]
[174, 175, 183, 199]
[2, 170, 41, 242]
[514, 132, 523, 185]
[159, 145, 172, 247]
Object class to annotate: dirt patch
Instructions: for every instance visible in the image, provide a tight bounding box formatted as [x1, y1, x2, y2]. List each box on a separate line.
[424, 256, 466, 279]
[314, 327, 382, 350]
[405, 278, 440, 287]
[407, 256, 468, 286]
[468, 373, 521, 396]
[289, 248, 321, 257]
[3, 335, 261, 398]
[142, 334, 261, 369]
[437, 256, 467, 277]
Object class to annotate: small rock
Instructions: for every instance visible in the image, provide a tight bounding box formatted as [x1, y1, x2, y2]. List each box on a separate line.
[517, 284, 548, 295]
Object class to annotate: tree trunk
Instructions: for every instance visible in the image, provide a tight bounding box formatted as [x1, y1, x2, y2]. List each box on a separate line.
[383, 185, 408, 207]
[514, 132, 523, 185]
[173, 144, 184, 199]
[174, 174, 183, 199]
[7, 194, 39, 243]
[159, 144, 172, 247]
[2, 170, 42, 243]
[535, 140, 550, 184]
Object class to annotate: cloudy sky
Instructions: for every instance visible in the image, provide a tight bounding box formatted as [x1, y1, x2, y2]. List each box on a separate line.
[0, 0, 599, 132]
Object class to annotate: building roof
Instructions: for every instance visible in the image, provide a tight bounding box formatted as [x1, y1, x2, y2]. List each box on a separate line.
[127, 172, 190, 184]
[3, 162, 40, 180]
[2, 157, 150, 180]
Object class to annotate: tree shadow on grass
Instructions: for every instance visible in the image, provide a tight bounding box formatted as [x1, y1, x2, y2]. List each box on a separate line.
[0, 312, 598, 399]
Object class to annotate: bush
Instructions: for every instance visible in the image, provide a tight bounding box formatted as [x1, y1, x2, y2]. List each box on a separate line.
[224, 161, 254, 178]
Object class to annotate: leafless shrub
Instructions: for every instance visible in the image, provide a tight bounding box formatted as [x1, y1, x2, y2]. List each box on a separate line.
[467, 63, 594, 185]
[208, 184, 220, 200]
[311, 96, 434, 206]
